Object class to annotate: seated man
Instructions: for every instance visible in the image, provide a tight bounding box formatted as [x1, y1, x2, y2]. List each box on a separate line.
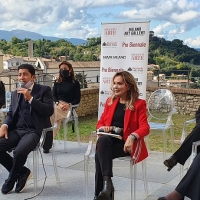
[164, 106, 200, 171]
[0, 64, 54, 194]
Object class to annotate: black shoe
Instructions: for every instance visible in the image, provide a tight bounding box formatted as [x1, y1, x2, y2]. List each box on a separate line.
[98, 180, 114, 200]
[15, 167, 32, 193]
[93, 196, 99, 200]
[158, 197, 167, 200]
[43, 149, 50, 153]
[164, 155, 177, 171]
[1, 178, 16, 194]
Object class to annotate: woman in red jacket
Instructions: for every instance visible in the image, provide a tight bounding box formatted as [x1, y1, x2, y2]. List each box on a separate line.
[94, 71, 150, 200]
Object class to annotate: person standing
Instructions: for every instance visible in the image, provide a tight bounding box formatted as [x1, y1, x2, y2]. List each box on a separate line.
[0, 80, 5, 108]
[0, 64, 54, 194]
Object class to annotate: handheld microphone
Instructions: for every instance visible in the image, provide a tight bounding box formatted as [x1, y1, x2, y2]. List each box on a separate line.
[17, 81, 24, 98]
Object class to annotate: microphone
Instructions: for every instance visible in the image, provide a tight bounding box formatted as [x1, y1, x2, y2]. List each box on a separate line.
[17, 81, 24, 98]
[97, 127, 123, 134]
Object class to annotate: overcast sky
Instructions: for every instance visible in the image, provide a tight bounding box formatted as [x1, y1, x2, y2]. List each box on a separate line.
[0, 0, 200, 48]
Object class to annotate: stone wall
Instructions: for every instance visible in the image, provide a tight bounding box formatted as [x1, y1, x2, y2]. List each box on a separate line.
[76, 88, 99, 116]
[77, 87, 200, 117]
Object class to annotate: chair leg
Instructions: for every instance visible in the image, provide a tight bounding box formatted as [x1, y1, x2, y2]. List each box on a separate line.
[170, 125, 175, 153]
[130, 160, 136, 200]
[162, 130, 167, 161]
[33, 150, 39, 196]
[84, 155, 89, 200]
[63, 122, 68, 153]
[74, 117, 81, 146]
[51, 143, 60, 183]
[141, 160, 148, 196]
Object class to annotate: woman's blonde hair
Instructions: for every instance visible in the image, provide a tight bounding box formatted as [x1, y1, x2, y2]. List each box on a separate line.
[57, 61, 75, 83]
[109, 71, 139, 110]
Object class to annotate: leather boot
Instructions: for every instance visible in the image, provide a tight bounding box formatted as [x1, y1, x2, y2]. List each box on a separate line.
[98, 179, 114, 200]
[164, 155, 177, 171]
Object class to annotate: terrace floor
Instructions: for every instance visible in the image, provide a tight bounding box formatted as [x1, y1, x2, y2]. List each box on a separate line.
[0, 140, 191, 200]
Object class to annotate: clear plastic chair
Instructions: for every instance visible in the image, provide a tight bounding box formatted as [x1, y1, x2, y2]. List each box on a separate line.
[62, 104, 80, 152]
[147, 89, 176, 160]
[179, 118, 195, 178]
[31, 122, 60, 195]
[84, 131, 148, 200]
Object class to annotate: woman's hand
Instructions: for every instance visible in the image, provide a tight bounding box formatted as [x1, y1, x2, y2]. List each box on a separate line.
[58, 102, 70, 111]
[100, 126, 113, 133]
[124, 136, 134, 154]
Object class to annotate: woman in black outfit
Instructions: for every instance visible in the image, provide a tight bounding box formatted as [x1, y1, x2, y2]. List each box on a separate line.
[51, 61, 81, 137]
[158, 152, 200, 200]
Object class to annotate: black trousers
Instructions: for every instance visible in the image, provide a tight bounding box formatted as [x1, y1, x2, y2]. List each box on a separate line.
[174, 123, 200, 165]
[95, 135, 129, 196]
[176, 153, 200, 200]
[0, 129, 40, 180]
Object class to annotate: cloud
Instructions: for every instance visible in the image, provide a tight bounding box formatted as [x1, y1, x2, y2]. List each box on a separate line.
[184, 36, 200, 48]
[0, 0, 199, 43]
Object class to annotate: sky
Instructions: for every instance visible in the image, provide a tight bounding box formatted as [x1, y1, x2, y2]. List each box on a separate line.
[0, 0, 200, 48]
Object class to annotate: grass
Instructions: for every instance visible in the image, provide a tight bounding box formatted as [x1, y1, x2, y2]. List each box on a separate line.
[55, 112, 196, 153]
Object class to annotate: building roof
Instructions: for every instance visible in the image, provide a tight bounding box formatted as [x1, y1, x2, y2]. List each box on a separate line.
[44, 60, 100, 69]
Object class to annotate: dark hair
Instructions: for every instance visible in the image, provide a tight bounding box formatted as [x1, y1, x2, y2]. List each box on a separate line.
[18, 64, 35, 76]
[57, 61, 75, 83]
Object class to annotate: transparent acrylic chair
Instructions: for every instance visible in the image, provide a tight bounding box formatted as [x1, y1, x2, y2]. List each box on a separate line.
[179, 118, 195, 179]
[31, 122, 60, 196]
[62, 104, 80, 152]
[84, 131, 148, 200]
[147, 89, 176, 160]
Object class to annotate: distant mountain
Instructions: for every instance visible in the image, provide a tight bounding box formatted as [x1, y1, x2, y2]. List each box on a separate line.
[0, 30, 86, 45]
[195, 48, 200, 52]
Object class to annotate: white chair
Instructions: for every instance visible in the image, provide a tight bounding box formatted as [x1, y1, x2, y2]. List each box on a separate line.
[179, 118, 195, 178]
[147, 88, 176, 160]
[62, 104, 80, 152]
[84, 131, 148, 200]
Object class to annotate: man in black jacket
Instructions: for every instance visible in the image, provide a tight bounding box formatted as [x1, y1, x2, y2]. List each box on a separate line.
[0, 64, 54, 194]
[164, 106, 200, 171]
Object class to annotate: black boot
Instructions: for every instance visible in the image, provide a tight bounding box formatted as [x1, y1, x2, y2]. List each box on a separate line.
[98, 179, 114, 200]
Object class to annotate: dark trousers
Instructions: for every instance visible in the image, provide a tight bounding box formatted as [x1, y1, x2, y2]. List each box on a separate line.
[174, 124, 200, 165]
[0, 129, 40, 180]
[43, 131, 53, 150]
[176, 153, 200, 200]
[95, 135, 129, 196]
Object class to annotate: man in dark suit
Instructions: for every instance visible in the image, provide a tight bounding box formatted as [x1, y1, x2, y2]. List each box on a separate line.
[164, 106, 200, 171]
[0, 64, 54, 194]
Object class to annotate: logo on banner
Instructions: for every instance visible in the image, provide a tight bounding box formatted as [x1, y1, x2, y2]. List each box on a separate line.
[127, 67, 143, 73]
[124, 27, 145, 36]
[137, 82, 142, 87]
[100, 90, 112, 95]
[102, 55, 126, 59]
[122, 42, 146, 47]
[99, 101, 106, 107]
[131, 53, 145, 61]
[102, 41, 117, 47]
[102, 67, 124, 73]
[102, 77, 112, 85]
[104, 28, 117, 36]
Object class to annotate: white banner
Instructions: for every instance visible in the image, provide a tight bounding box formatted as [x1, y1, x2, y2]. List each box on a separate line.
[98, 21, 150, 118]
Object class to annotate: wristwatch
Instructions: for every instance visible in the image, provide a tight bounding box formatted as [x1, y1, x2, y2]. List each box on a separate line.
[128, 134, 138, 142]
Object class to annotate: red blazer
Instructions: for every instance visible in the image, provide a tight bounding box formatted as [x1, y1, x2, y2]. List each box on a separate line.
[97, 98, 150, 163]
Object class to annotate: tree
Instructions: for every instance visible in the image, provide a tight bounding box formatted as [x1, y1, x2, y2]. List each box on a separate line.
[75, 73, 87, 88]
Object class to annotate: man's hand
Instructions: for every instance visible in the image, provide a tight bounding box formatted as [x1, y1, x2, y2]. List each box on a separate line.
[124, 136, 134, 154]
[58, 102, 70, 111]
[17, 88, 32, 101]
[0, 125, 8, 139]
